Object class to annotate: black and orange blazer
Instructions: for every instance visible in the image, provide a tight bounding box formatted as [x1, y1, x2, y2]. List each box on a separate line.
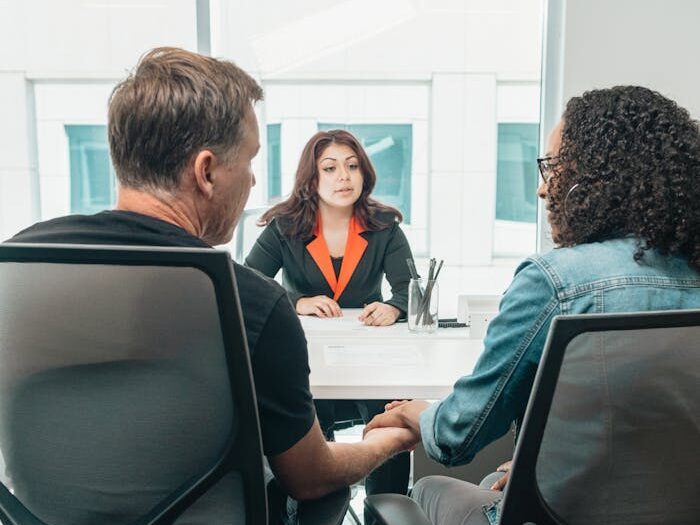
[245, 211, 414, 313]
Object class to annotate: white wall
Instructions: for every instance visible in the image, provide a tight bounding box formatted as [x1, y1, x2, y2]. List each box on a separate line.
[562, 0, 700, 119]
[0, 72, 39, 237]
[0, 0, 198, 241]
[538, 0, 700, 251]
[214, 0, 542, 80]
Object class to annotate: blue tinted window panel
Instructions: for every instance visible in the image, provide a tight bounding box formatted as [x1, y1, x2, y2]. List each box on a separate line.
[495, 123, 539, 223]
[267, 124, 282, 200]
[65, 125, 116, 215]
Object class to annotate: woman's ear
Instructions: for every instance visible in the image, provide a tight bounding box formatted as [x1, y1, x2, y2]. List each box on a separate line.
[192, 150, 216, 199]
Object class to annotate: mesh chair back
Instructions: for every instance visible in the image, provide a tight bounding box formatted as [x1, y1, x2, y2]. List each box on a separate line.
[0, 244, 267, 525]
[501, 310, 700, 525]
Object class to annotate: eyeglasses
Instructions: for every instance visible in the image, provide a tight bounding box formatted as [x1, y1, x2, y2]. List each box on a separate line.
[537, 155, 560, 184]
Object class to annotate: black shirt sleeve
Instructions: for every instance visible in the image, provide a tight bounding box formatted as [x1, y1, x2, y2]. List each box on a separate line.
[249, 294, 316, 457]
[382, 223, 414, 314]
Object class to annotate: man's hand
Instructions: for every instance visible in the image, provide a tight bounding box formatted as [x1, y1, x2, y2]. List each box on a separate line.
[490, 460, 513, 491]
[363, 399, 430, 438]
[384, 400, 410, 411]
[363, 426, 420, 454]
[296, 295, 342, 317]
[358, 302, 401, 326]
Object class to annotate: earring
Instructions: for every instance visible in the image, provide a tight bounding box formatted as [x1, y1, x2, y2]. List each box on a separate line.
[563, 183, 581, 219]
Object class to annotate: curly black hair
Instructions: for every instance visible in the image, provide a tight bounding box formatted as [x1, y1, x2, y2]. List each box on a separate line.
[547, 85, 700, 270]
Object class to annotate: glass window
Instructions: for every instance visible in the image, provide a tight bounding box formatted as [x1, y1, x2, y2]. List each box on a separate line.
[495, 123, 539, 223]
[318, 123, 412, 223]
[267, 123, 281, 200]
[65, 125, 116, 215]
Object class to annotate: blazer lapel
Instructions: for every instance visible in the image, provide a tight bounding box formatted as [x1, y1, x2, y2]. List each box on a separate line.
[334, 217, 368, 301]
[305, 215, 368, 302]
[305, 216, 338, 292]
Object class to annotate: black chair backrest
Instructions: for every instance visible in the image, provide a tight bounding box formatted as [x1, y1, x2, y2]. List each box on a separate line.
[500, 310, 700, 525]
[0, 243, 267, 525]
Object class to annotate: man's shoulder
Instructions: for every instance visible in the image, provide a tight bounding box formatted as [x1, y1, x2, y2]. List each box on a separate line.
[233, 261, 287, 301]
[232, 261, 295, 343]
[7, 211, 209, 248]
[8, 214, 88, 242]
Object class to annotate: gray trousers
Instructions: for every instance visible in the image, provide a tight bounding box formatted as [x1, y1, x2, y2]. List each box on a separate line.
[411, 473, 504, 525]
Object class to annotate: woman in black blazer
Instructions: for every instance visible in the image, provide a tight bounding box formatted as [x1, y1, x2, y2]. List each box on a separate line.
[245, 129, 414, 501]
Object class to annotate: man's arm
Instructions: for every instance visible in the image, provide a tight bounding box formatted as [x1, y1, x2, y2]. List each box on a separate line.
[249, 290, 418, 500]
[269, 419, 417, 501]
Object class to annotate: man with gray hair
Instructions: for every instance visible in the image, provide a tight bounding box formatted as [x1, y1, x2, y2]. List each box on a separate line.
[8, 47, 416, 523]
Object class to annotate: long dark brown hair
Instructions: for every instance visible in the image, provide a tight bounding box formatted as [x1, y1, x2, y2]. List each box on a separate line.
[259, 129, 403, 239]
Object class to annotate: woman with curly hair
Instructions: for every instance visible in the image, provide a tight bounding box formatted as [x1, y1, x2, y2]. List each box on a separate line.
[365, 86, 700, 525]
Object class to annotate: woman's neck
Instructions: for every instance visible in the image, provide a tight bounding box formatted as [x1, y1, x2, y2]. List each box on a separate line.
[319, 203, 353, 229]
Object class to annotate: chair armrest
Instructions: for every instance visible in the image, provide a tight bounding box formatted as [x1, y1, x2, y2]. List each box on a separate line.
[364, 494, 431, 525]
[298, 486, 350, 525]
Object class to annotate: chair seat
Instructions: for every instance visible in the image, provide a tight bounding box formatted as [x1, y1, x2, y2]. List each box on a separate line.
[364, 494, 431, 525]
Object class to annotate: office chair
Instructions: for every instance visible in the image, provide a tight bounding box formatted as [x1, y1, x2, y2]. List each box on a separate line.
[365, 309, 700, 525]
[0, 243, 348, 525]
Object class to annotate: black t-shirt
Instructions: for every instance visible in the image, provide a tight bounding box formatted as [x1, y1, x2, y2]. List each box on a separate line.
[8, 210, 316, 457]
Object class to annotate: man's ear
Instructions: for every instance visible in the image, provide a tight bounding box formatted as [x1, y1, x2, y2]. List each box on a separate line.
[192, 150, 216, 199]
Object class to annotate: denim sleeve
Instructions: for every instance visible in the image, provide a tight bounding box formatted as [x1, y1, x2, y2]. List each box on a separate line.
[420, 258, 560, 466]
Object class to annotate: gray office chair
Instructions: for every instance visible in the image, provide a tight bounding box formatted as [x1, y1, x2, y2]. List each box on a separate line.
[365, 309, 700, 525]
[0, 243, 348, 525]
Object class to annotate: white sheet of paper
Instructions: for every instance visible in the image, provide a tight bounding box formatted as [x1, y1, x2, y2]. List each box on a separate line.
[300, 314, 370, 332]
[324, 345, 422, 366]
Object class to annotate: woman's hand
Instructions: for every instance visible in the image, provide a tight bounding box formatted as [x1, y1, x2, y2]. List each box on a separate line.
[363, 399, 430, 437]
[296, 295, 342, 317]
[384, 400, 411, 411]
[490, 459, 513, 491]
[358, 302, 401, 326]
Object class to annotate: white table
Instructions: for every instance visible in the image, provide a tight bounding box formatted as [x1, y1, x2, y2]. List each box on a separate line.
[301, 309, 483, 399]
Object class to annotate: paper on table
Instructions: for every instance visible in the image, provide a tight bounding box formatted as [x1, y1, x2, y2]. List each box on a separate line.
[300, 314, 370, 331]
[324, 345, 422, 366]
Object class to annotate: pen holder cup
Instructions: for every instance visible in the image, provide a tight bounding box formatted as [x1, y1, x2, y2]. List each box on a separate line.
[408, 278, 438, 333]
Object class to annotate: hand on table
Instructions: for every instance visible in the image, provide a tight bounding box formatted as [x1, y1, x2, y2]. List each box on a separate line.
[358, 302, 401, 326]
[490, 459, 513, 491]
[296, 295, 342, 318]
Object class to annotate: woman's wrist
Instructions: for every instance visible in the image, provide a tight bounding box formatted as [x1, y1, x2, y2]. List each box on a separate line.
[385, 303, 401, 321]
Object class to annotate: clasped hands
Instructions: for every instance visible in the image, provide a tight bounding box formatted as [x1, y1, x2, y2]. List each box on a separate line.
[361, 399, 427, 455]
[362, 399, 512, 492]
[296, 296, 400, 326]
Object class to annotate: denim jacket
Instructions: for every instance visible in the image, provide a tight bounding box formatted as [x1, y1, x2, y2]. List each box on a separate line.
[420, 238, 700, 470]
